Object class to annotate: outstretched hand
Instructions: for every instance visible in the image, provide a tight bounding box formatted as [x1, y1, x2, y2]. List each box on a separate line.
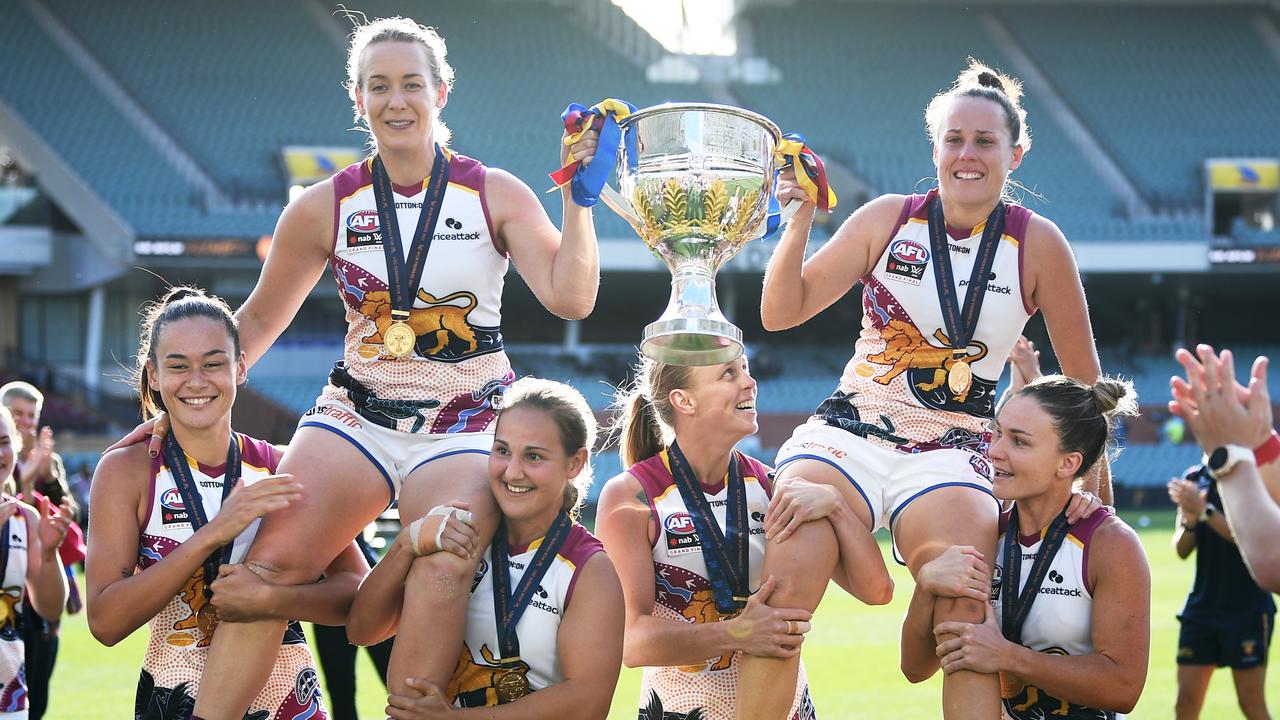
[1169, 346, 1272, 452]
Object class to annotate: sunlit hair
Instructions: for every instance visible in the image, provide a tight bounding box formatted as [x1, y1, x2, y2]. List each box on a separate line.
[610, 355, 695, 469]
[343, 14, 454, 150]
[0, 381, 44, 416]
[132, 286, 240, 420]
[0, 405, 16, 495]
[1004, 374, 1138, 478]
[494, 377, 597, 519]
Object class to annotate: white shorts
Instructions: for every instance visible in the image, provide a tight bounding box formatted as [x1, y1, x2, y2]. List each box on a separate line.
[298, 395, 493, 504]
[776, 421, 997, 556]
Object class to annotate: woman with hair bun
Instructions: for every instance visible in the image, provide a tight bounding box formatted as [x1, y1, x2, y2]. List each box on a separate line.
[905, 375, 1150, 719]
[347, 377, 623, 718]
[746, 59, 1106, 718]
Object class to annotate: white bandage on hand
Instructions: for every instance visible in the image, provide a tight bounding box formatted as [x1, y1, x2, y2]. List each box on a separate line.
[408, 505, 475, 556]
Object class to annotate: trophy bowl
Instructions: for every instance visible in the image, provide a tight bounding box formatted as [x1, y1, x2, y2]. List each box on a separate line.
[600, 103, 795, 366]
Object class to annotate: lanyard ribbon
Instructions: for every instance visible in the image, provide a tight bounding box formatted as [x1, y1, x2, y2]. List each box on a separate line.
[1001, 503, 1071, 643]
[774, 133, 838, 212]
[547, 99, 636, 207]
[667, 442, 749, 615]
[926, 196, 1005, 355]
[371, 144, 451, 331]
[162, 432, 241, 597]
[491, 512, 573, 658]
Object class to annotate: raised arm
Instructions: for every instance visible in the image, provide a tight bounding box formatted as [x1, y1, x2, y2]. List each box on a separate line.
[490, 133, 599, 320]
[235, 180, 336, 367]
[595, 474, 809, 668]
[760, 189, 904, 331]
[86, 447, 302, 646]
[24, 498, 70, 621]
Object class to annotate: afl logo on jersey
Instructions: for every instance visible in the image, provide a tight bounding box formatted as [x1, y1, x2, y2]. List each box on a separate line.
[346, 210, 380, 233]
[886, 239, 929, 285]
[664, 512, 696, 536]
[346, 210, 384, 250]
[160, 488, 191, 526]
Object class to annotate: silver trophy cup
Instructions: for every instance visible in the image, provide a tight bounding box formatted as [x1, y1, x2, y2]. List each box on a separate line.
[600, 103, 801, 366]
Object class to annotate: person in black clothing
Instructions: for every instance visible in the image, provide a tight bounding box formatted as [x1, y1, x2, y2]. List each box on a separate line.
[1169, 465, 1275, 719]
[309, 533, 394, 720]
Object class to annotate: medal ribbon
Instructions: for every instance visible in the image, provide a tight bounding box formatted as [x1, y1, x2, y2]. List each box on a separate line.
[667, 441, 749, 615]
[162, 432, 241, 598]
[370, 143, 451, 337]
[926, 195, 1005, 360]
[491, 511, 573, 658]
[547, 99, 637, 207]
[0, 512, 10, 595]
[774, 133, 838, 212]
[1000, 503, 1072, 643]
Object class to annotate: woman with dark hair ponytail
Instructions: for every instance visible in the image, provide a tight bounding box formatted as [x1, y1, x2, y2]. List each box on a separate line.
[902, 375, 1150, 719]
[595, 355, 890, 720]
[87, 287, 369, 718]
[746, 57, 1107, 719]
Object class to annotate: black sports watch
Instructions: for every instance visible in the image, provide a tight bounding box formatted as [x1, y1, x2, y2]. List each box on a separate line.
[1206, 444, 1252, 480]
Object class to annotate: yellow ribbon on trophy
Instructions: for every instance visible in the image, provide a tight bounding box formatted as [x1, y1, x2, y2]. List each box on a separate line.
[774, 134, 838, 211]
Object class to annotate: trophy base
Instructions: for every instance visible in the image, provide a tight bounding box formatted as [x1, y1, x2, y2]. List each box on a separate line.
[641, 318, 744, 367]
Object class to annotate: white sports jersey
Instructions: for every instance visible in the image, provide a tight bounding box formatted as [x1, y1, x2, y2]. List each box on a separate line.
[135, 435, 325, 718]
[322, 149, 514, 435]
[823, 189, 1035, 453]
[449, 524, 603, 707]
[0, 511, 28, 713]
[991, 508, 1113, 720]
[631, 450, 816, 720]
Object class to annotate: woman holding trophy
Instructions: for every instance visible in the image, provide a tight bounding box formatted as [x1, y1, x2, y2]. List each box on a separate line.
[107, 15, 603, 718]
[742, 60, 1105, 719]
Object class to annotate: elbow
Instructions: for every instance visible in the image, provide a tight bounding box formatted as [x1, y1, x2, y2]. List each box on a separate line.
[860, 577, 894, 606]
[621, 646, 645, 669]
[552, 296, 596, 321]
[88, 616, 125, 647]
[345, 621, 389, 648]
[760, 308, 792, 333]
[1110, 688, 1142, 715]
[1253, 565, 1280, 594]
[900, 658, 938, 684]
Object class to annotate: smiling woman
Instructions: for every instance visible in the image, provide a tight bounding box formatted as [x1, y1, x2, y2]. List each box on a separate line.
[745, 58, 1106, 719]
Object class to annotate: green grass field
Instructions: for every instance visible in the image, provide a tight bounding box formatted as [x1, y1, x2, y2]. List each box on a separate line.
[54, 509, 1272, 718]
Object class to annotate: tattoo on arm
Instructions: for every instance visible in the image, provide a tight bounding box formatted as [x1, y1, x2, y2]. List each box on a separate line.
[121, 567, 134, 579]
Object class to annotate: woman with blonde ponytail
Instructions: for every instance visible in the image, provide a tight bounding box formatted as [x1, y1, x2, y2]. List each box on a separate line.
[903, 375, 1150, 719]
[749, 57, 1106, 719]
[596, 355, 889, 720]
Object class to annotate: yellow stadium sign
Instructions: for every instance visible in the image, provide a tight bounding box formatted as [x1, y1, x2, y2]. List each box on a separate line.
[282, 146, 362, 187]
[1206, 158, 1279, 191]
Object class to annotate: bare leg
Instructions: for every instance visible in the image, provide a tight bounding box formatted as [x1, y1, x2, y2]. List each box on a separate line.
[895, 486, 999, 720]
[386, 452, 498, 697]
[1174, 664, 1213, 720]
[736, 459, 870, 720]
[1232, 664, 1272, 720]
[193, 427, 392, 718]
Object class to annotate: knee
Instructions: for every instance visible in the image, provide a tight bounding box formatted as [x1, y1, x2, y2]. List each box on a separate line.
[933, 595, 986, 627]
[406, 551, 478, 600]
[244, 553, 323, 587]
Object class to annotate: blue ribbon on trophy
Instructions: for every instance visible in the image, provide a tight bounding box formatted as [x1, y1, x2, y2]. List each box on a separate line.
[548, 99, 637, 207]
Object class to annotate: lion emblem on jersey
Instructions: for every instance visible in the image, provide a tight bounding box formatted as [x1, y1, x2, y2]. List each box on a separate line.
[867, 320, 988, 401]
[677, 589, 735, 672]
[359, 288, 479, 357]
[449, 641, 533, 707]
[172, 571, 215, 647]
[0, 587, 21, 637]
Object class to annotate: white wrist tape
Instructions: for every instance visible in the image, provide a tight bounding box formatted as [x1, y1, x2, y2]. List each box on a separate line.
[409, 505, 475, 556]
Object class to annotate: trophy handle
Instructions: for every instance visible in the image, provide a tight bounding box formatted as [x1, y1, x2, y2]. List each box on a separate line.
[600, 184, 640, 228]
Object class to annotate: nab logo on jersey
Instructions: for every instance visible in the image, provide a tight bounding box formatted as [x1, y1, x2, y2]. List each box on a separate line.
[160, 488, 191, 526]
[346, 210, 383, 250]
[886, 239, 929, 285]
[664, 512, 702, 556]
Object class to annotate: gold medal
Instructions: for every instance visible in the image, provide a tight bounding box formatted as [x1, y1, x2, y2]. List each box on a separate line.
[196, 603, 220, 640]
[383, 317, 416, 359]
[947, 356, 973, 398]
[1000, 671, 1026, 699]
[494, 668, 530, 703]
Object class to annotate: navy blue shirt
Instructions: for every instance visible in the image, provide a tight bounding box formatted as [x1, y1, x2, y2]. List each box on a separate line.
[1180, 466, 1276, 619]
